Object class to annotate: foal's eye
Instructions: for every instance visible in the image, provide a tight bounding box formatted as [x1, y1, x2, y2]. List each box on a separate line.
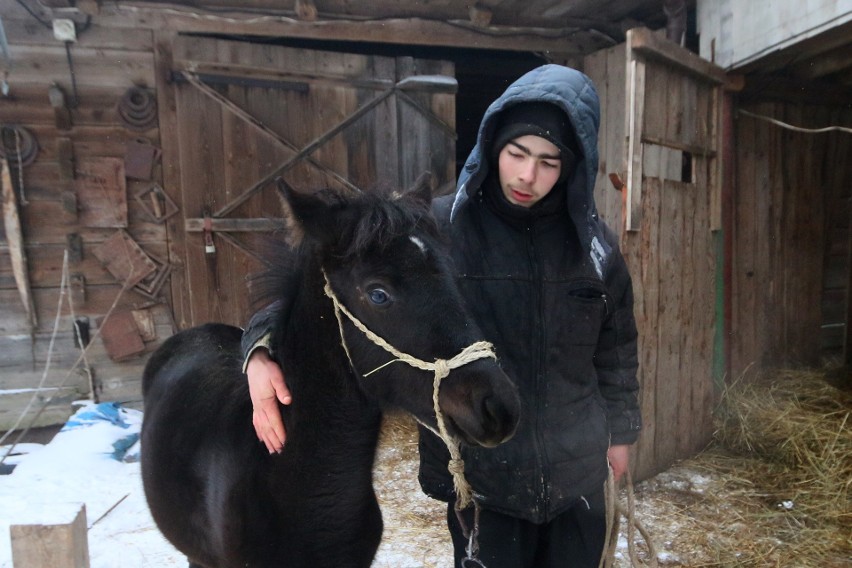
[367, 288, 390, 306]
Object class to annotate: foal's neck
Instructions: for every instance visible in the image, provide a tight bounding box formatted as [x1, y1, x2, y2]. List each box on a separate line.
[277, 266, 384, 465]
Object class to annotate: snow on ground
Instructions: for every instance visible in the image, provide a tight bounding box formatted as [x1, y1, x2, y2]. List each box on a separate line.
[1, 402, 708, 567]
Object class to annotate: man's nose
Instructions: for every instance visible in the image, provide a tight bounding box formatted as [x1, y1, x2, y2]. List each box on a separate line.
[518, 159, 536, 182]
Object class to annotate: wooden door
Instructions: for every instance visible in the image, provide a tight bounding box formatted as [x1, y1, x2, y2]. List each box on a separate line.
[162, 37, 456, 328]
[586, 29, 727, 479]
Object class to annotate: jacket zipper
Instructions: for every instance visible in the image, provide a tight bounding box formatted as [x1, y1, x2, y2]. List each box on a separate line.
[527, 221, 550, 521]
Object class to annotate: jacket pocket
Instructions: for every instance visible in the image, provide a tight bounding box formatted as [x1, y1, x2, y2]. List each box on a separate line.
[548, 285, 607, 346]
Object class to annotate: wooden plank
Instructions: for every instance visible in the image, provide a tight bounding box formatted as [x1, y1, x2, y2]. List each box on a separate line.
[17, 126, 157, 161]
[15, 199, 166, 246]
[692, 156, 718, 449]
[628, 27, 728, 85]
[153, 31, 191, 330]
[625, 57, 646, 231]
[633, 175, 661, 480]
[640, 63, 668, 157]
[788, 105, 825, 365]
[370, 57, 401, 190]
[582, 49, 607, 221]
[0, 387, 83, 432]
[582, 45, 626, 231]
[710, 86, 723, 231]
[3, 16, 152, 50]
[672, 179, 696, 457]
[0, 364, 90, 393]
[0, 306, 172, 372]
[395, 57, 456, 192]
[184, 218, 287, 232]
[3, 45, 155, 89]
[653, 177, 683, 469]
[763, 102, 783, 364]
[731, 103, 759, 378]
[0, 86, 134, 127]
[174, 73, 228, 326]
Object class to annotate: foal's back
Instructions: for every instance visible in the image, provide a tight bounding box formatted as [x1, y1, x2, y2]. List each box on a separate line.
[141, 321, 384, 568]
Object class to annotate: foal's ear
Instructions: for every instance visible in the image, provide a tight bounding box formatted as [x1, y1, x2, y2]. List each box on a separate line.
[406, 172, 434, 207]
[278, 180, 355, 245]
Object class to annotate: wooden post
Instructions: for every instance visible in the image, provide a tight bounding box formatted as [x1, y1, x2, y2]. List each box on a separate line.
[10, 503, 90, 568]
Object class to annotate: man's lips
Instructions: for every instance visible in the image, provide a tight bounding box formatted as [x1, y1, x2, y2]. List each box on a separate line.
[511, 188, 533, 202]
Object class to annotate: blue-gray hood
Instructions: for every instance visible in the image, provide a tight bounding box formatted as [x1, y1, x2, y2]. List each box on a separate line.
[451, 64, 610, 277]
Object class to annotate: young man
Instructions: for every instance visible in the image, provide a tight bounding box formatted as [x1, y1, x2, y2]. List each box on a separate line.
[243, 64, 641, 567]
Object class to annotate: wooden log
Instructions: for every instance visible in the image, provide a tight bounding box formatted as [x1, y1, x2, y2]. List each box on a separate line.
[10, 503, 90, 568]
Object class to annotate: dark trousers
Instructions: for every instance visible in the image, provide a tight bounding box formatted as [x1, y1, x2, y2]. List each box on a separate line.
[447, 487, 607, 568]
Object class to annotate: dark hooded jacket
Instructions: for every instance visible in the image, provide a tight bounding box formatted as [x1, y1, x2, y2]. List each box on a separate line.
[416, 64, 641, 523]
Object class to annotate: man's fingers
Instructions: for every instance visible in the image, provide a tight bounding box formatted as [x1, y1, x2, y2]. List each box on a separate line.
[252, 408, 284, 454]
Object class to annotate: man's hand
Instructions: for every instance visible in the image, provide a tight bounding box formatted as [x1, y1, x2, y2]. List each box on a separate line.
[607, 444, 630, 483]
[246, 348, 291, 454]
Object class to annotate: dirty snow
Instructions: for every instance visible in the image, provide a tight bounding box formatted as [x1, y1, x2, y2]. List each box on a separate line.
[1, 401, 721, 567]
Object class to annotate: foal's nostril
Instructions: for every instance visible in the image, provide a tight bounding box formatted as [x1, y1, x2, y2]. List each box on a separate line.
[479, 393, 519, 443]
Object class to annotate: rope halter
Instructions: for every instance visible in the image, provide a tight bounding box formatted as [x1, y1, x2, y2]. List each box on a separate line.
[322, 271, 496, 510]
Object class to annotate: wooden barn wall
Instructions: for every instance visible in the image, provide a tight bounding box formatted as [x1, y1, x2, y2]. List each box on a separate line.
[730, 101, 852, 378]
[0, 4, 173, 430]
[585, 41, 719, 481]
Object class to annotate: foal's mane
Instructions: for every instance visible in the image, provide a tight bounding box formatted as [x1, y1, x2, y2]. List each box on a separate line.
[342, 189, 439, 258]
[248, 188, 440, 314]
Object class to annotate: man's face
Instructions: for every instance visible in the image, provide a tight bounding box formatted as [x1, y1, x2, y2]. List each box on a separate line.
[497, 135, 562, 208]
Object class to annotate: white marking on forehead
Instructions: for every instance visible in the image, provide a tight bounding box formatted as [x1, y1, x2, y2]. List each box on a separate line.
[409, 235, 428, 255]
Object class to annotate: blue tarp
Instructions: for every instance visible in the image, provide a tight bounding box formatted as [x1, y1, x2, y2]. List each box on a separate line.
[62, 402, 141, 462]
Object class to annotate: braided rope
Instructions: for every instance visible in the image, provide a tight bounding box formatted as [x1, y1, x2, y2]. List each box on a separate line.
[323, 272, 495, 509]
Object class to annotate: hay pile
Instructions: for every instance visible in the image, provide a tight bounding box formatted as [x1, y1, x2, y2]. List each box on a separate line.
[370, 369, 851, 567]
[706, 367, 852, 566]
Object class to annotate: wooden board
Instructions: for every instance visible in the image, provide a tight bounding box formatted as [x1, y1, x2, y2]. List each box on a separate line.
[74, 158, 128, 228]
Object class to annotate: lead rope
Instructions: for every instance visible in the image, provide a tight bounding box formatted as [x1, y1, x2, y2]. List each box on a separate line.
[322, 271, 491, 566]
[599, 466, 658, 568]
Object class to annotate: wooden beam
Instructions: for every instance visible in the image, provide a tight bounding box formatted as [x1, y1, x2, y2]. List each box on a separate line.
[628, 27, 728, 85]
[185, 218, 287, 232]
[625, 57, 646, 232]
[97, 5, 610, 54]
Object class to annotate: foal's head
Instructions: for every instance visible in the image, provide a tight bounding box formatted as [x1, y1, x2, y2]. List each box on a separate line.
[282, 181, 520, 448]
